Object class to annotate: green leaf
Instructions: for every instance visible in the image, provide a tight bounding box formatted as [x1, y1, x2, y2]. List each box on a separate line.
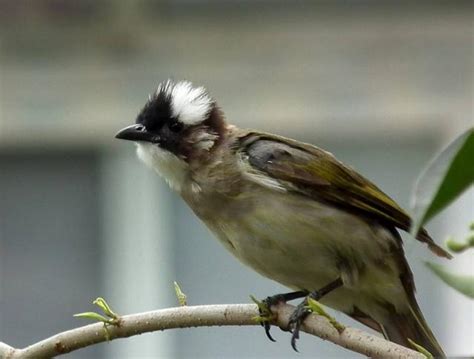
[426, 262, 474, 299]
[249, 295, 275, 323]
[74, 312, 110, 322]
[74, 312, 115, 341]
[93, 297, 118, 319]
[411, 128, 474, 235]
[174, 281, 187, 306]
[446, 235, 474, 253]
[306, 298, 345, 333]
[249, 295, 269, 313]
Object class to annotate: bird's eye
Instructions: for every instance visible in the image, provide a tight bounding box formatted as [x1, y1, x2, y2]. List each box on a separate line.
[168, 121, 183, 133]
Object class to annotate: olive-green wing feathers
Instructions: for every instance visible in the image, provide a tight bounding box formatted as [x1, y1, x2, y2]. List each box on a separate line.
[239, 132, 451, 259]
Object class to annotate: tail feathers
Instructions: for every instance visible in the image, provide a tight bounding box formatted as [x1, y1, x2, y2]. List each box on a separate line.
[382, 304, 445, 358]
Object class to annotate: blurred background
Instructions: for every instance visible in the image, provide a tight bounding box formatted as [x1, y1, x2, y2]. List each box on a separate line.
[0, 1, 472, 358]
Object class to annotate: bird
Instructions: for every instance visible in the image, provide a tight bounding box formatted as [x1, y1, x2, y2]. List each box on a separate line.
[115, 79, 450, 357]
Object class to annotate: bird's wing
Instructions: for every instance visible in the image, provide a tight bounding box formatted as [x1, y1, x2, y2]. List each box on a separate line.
[238, 131, 451, 258]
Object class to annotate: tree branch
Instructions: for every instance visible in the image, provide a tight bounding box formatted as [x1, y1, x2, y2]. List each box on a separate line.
[0, 303, 424, 359]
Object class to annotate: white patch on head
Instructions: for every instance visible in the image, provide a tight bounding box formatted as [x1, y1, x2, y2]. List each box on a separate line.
[136, 143, 189, 192]
[157, 80, 213, 125]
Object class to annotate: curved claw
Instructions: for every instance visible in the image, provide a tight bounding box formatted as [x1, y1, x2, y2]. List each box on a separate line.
[250, 295, 279, 343]
[288, 316, 304, 353]
[260, 296, 281, 342]
[263, 321, 276, 342]
[290, 328, 300, 352]
[252, 291, 309, 345]
[287, 303, 311, 352]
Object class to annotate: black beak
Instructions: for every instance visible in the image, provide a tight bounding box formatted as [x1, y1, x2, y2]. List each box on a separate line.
[115, 124, 158, 143]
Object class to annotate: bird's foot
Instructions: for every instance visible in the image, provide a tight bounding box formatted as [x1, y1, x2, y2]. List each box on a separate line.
[250, 294, 283, 342]
[288, 292, 346, 352]
[288, 298, 312, 352]
[250, 291, 308, 342]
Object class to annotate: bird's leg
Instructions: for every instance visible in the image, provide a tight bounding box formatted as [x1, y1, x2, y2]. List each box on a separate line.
[288, 277, 343, 351]
[257, 290, 309, 342]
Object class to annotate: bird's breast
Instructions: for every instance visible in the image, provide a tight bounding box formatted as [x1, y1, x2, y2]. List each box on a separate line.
[185, 186, 389, 289]
[183, 184, 408, 318]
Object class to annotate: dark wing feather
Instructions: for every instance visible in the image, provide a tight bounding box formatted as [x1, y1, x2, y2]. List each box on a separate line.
[240, 132, 451, 259]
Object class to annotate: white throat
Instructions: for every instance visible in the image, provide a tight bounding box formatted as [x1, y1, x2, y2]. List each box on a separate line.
[136, 143, 188, 192]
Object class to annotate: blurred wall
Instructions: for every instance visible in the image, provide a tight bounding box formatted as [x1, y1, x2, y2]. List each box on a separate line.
[0, 1, 472, 358]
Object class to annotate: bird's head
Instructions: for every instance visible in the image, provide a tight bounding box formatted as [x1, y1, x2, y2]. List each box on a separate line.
[115, 80, 226, 191]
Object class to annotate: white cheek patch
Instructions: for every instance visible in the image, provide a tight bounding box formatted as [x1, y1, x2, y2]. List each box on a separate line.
[168, 81, 213, 125]
[136, 143, 189, 192]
